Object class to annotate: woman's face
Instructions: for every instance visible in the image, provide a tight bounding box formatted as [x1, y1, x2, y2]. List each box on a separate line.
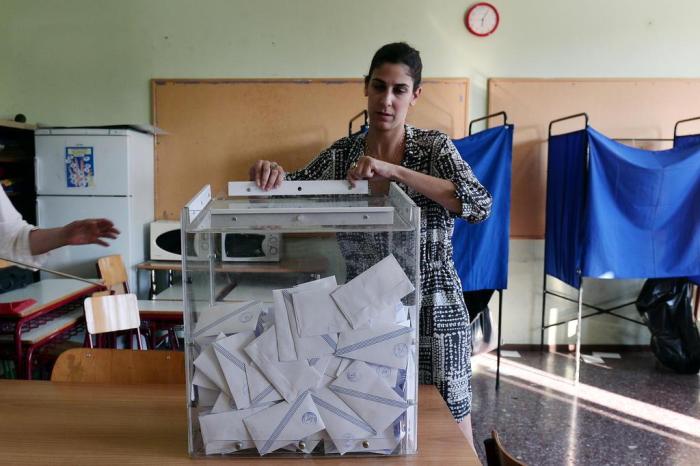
[365, 62, 422, 133]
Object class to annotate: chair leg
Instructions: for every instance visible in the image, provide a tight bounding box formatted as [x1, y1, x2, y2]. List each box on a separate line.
[168, 328, 179, 349]
[149, 322, 157, 349]
[25, 347, 35, 380]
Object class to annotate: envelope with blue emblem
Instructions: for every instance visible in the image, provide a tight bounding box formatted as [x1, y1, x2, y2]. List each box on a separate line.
[244, 325, 322, 402]
[330, 360, 409, 433]
[243, 391, 325, 456]
[331, 254, 414, 328]
[311, 386, 378, 454]
[272, 277, 340, 361]
[193, 333, 231, 397]
[199, 404, 269, 454]
[211, 331, 255, 409]
[193, 301, 263, 340]
[335, 322, 414, 369]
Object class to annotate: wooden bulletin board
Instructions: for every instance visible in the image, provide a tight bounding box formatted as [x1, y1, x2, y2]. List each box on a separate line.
[489, 78, 700, 238]
[152, 78, 469, 220]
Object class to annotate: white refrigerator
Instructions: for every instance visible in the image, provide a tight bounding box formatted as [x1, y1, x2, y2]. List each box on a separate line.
[35, 128, 154, 295]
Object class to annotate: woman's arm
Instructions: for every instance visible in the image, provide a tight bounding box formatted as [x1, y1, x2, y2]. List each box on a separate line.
[249, 139, 347, 189]
[347, 157, 462, 213]
[29, 219, 120, 255]
[347, 135, 491, 223]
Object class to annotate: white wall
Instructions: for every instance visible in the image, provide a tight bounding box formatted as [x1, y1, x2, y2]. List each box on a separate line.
[3, 0, 698, 344]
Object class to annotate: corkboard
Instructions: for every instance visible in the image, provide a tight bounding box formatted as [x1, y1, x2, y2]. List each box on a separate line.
[152, 78, 469, 220]
[488, 78, 700, 238]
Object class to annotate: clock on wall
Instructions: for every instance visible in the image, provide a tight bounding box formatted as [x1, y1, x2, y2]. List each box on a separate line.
[465, 2, 499, 37]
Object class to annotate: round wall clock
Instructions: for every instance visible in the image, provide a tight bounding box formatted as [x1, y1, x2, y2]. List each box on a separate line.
[465, 2, 500, 37]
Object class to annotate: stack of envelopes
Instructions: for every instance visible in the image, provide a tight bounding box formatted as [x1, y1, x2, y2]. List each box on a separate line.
[193, 254, 417, 456]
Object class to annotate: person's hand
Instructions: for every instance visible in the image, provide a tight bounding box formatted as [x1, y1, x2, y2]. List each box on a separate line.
[62, 219, 120, 247]
[346, 156, 396, 187]
[249, 160, 286, 191]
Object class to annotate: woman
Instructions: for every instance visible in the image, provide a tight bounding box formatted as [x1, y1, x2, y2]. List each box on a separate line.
[250, 42, 491, 444]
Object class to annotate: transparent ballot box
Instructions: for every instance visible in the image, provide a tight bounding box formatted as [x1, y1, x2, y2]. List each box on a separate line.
[182, 180, 421, 458]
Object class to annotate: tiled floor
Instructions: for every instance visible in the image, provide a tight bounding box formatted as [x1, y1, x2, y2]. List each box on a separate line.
[470, 350, 700, 465]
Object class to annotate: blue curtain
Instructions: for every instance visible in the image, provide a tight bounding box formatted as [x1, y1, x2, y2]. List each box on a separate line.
[584, 127, 700, 280]
[545, 127, 700, 287]
[544, 130, 588, 288]
[451, 125, 513, 291]
[674, 133, 700, 149]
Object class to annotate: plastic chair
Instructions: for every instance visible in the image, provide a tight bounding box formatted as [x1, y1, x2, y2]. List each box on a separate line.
[51, 347, 185, 384]
[83, 293, 144, 350]
[484, 430, 526, 466]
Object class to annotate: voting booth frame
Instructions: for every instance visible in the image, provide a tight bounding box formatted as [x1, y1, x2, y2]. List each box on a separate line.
[181, 181, 421, 458]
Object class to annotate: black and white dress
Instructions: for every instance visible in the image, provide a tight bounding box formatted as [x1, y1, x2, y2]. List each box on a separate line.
[286, 125, 492, 421]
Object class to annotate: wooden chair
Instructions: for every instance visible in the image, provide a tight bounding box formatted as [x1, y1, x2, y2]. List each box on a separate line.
[51, 348, 185, 384]
[96, 255, 180, 349]
[83, 293, 144, 350]
[96, 255, 130, 295]
[484, 430, 526, 466]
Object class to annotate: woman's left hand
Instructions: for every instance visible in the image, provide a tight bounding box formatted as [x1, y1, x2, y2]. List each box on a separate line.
[346, 156, 396, 187]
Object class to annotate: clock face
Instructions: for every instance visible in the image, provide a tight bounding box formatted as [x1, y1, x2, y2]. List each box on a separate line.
[465, 2, 499, 37]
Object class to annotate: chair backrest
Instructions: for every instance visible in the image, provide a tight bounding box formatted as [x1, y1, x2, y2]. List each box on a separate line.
[96, 255, 129, 294]
[51, 348, 185, 384]
[84, 293, 141, 335]
[484, 430, 526, 466]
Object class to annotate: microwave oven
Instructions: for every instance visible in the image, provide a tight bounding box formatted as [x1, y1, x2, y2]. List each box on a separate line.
[150, 220, 212, 261]
[150, 221, 281, 262]
[221, 233, 281, 262]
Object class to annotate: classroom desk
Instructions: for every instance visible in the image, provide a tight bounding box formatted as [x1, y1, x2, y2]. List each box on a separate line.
[0, 279, 101, 378]
[137, 299, 184, 348]
[0, 380, 478, 465]
[137, 255, 329, 298]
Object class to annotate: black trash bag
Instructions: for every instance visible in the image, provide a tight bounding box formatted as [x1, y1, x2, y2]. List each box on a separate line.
[635, 278, 700, 374]
[464, 289, 497, 355]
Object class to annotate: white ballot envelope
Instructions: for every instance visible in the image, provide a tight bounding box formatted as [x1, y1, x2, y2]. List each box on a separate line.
[211, 392, 236, 414]
[193, 301, 263, 339]
[331, 255, 414, 328]
[308, 355, 332, 387]
[212, 331, 256, 409]
[245, 326, 322, 402]
[195, 386, 219, 407]
[311, 387, 378, 455]
[272, 289, 298, 361]
[292, 285, 351, 337]
[192, 368, 218, 391]
[246, 362, 283, 406]
[199, 405, 268, 454]
[330, 360, 409, 434]
[335, 323, 414, 369]
[324, 355, 345, 378]
[281, 431, 323, 453]
[243, 391, 325, 456]
[367, 302, 408, 326]
[193, 336, 231, 397]
[273, 280, 339, 361]
[367, 363, 400, 388]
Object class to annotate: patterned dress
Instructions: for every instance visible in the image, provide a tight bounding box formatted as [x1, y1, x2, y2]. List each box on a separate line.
[286, 125, 492, 421]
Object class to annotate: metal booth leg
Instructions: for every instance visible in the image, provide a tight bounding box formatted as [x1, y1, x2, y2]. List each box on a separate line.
[496, 289, 503, 390]
[574, 283, 584, 385]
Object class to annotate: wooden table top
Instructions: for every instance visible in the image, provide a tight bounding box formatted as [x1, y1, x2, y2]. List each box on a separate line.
[0, 279, 100, 318]
[0, 380, 478, 465]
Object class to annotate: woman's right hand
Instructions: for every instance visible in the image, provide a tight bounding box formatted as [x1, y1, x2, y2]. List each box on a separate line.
[249, 160, 286, 191]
